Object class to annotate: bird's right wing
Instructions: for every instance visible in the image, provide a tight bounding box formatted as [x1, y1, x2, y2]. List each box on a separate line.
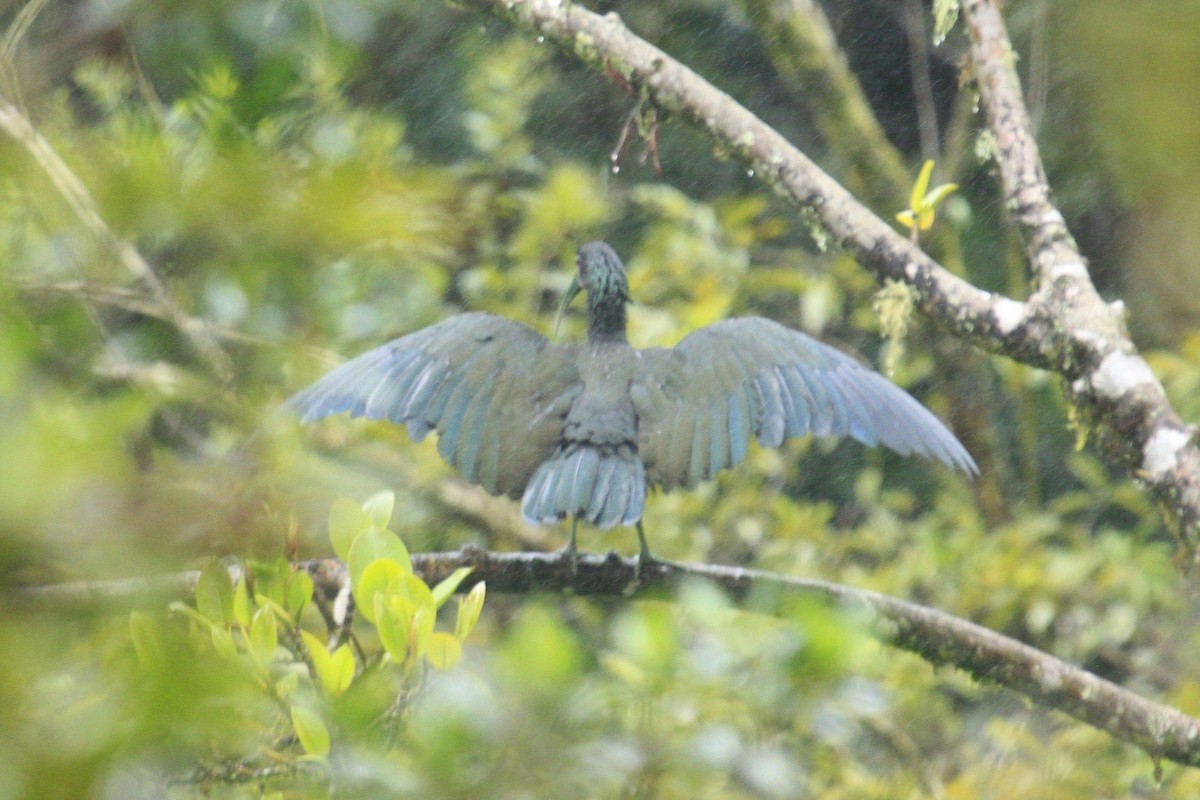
[287, 312, 582, 498]
[630, 317, 977, 490]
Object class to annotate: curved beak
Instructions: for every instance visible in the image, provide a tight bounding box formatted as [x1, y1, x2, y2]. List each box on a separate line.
[554, 275, 582, 336]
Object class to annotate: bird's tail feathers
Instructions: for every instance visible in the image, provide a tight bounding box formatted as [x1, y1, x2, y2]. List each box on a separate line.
[521, 446, 645, 529]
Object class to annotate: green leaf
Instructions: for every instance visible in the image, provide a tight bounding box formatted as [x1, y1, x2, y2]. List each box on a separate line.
[253, 557, 291, 609]
[248, 606, 278, 663]
[347, 527, 412, 588]
[426, 632, 462, 670]
[353, 558, 409, 624]
[232, 576, 252, 628]
[129, 612, 165, 671]
[431, 567, 474, 609]
[169, 601, 216, 631]
[287, 568, 314, 621]
[327, 644, 356, 695]
[410, 606, 435, 661]
[276, 670, 301, 701]
[396, 573, 436, 617]
[455, 581, 486, 641]
[910, 159, 934, 212]
[290, 705, 331, 758]
[328, 497, 373, 562]
[361, 490, 395, 529]
[211, 626, 238, 659]
[377, 595, 414, 664]
[196, 559, 234, 624]
[301, 630, 355, 696]
[923, 182, 959, 210]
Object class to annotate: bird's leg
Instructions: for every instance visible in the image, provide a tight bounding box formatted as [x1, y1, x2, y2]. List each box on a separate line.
[562, 516, 580, 574]
[635, 521, 656, 577]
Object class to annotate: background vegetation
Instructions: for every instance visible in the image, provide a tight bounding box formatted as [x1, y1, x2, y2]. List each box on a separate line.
[2, 0, 1199, 796]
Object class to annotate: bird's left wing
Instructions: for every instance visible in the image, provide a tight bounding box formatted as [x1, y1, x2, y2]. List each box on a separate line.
[287, 312, 582, 498]
[630, 317, 977, 490]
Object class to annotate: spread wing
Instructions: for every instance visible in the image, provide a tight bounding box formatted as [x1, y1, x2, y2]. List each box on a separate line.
[287, 312, 582, 498]
[630, 317, 977, 490]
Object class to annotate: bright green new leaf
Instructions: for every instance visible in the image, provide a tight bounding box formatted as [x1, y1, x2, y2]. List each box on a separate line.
[129, 612, 165, 671]
[347, 527, 412, 589]
[910, 159, 934, 212]
[196, 559, 234, 624]
[923, 181, 959, 210]
[250, 557, 291, 609]
[361, 490, 395, 529]
[232, 577, 252, 628]
[275, 671, 300, 700]
[290, 705, 331, 759]
[455, 581, 486, 641]
[410, 606, 435, 661]
[327, 644, 356, 695]
[301, 630, 355, 696]
[897, 159, 958, 233]
[169, 601, 216, 631]
[287, 569, 314, 621]
[328, 497, 373, 562]
[353, 558, 409, 624]
[426, 632, 462, 670]
[376, 595, 414, 664]
[396, 573, 436, 617]
[431, 567, 474, 609]
[249, 605, 279, 663]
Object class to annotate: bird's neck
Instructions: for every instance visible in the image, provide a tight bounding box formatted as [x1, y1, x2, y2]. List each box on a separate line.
[587, 294, 628, 344]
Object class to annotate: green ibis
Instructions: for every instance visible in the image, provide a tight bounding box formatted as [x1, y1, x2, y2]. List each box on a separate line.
[289, 242, 976, 569]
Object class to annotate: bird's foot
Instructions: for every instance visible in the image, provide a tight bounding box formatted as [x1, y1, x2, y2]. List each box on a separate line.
[559, 517, 580, 575]
[633, 521, 662, 579]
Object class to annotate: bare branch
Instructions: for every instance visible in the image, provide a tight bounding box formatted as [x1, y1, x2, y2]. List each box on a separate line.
[14, 551, 1200, 768]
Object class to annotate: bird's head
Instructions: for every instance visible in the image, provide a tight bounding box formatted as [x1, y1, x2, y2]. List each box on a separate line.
[556, 241, 630, 335]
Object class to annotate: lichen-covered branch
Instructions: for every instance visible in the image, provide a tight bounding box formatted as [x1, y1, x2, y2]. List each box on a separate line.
[15, 550, 1200, 768]
[459, 0, 1200, 563]
[960, 0, 1200, 560]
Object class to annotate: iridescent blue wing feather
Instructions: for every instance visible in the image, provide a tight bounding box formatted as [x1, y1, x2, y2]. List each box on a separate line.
[631, 317, 976, 490]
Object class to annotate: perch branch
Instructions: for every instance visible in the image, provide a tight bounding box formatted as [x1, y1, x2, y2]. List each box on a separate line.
[13, 550, 1200, 768]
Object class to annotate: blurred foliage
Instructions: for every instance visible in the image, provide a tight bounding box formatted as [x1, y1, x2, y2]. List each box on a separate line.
[0, 0, 1199, 797]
